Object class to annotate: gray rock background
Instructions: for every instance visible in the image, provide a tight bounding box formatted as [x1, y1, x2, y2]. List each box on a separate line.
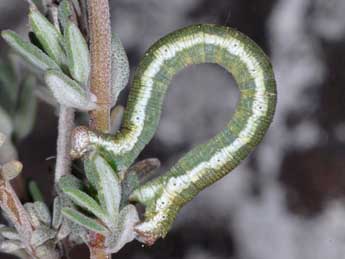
[2, 0, 345, 258]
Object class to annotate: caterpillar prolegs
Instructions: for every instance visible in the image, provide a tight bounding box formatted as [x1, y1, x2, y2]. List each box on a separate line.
[71, 24, 277, 244]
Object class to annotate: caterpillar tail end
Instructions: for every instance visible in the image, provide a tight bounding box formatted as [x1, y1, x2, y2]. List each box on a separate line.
[129, 182, 180, 246]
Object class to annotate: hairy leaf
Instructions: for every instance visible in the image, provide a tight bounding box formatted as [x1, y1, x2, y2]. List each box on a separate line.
[58, 174, 83, 191]
[33, 201, 51, 225]
[58, 0, 75, 32]
[111, 33, 130, 107]
[29, 7, 66, 67]
[62, 188, 108, 223]
[0, 58, 17, 109]
[0, 227, 20, 240]
[0, 240, 23, 253]
[62, 208, 108, 235]
[44, 70, 97, 110]
[106, 204, 139, 253]
[13, 75, 37, 140]
[30, 225, 56, 248]
[65, 21, 90, 84]
[1, 30, 60, 71]
[94, 155, 121, 220]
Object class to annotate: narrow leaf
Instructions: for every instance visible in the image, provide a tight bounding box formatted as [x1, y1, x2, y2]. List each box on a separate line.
[13, 75, 37, 140]
[24, 203, 40, 228]
[58, 0, 75, 32]
[0, 227, 20, 240]
[44, 70, 97, 110]
[28, 181, 44, 202]
[52, 197, 63, 229]
[0, 58, 18, 108]
[62, 208, 108, 234]
[33, 201, 51, 225]
[29, 7, 66, 67]
[106, 204, 139, 254]
[94, 155, 121, 219]
[110, 33, 130, 107]
[84, 155, 98, 189]
[58, 174, 83, 191]
[62, 188, 108, 223]
[0, 240, 23, 253]
[65, 21, 90, 84]
[1, 30, 60, 71]
[30, 225, 56, 248]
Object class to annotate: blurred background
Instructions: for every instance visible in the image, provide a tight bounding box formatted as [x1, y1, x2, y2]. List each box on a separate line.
[1, 0, 345, 258]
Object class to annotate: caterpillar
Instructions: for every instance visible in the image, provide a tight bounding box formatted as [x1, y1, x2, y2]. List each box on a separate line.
[71, 24, 277, 244]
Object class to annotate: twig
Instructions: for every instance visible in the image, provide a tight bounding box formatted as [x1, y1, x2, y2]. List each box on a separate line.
[87, 0, 112, 132]
[88, 232, 110, 259]
[54, 106, 75, 183]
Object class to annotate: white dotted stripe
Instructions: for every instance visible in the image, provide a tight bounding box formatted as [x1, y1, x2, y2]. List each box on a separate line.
[106, 31, 270, 166]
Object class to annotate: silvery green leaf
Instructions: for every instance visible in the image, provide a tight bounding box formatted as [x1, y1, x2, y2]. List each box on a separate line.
[0, 106, 13, 136]
[28, 181, 44, 202]
[84, 155, 98, 190]
[0, 227, 20, 240]
[35, 85, 58, 107]
[35, 242, 59, 259]
[94, 155, 121, 220]
[30, 225, 56, 248]
[110, 33, 130, 107]
[106, 204, 139, 254]
[13, 75, 37, 140]
[0, 240, 23, 253]
[1, 30, 60, 71]
[62, 188, 108, 223]
[110, 105, 124, 134]
[24, 203, 40, 228]
[29, 7, 66, 67]
[33, 201, 51, 225]
[65, 21, 90, 84]
[44, 70, 97, 110]
[1, 161, 23, 181]
[58, 174, 83, 191]
[67, 221, 88, 245]
[56, 220, 71, 241]
[0, 58, 17, 108]
[52, 197, 63, 229]
[58, 0, 75, 32]
[61, 208, 109, 235]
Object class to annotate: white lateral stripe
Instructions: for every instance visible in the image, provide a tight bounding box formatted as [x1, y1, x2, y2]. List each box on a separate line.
[107, 33, 268, 162]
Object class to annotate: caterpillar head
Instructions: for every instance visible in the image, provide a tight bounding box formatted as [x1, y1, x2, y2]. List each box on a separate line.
[70, 126, 92, 159]
[129, 179, 182, 245]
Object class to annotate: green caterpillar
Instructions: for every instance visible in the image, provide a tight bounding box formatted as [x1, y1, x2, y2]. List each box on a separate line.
[71, 24, 277, 244]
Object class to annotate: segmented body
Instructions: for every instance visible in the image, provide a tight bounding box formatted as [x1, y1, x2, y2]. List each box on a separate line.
[71, 24, 277, 244]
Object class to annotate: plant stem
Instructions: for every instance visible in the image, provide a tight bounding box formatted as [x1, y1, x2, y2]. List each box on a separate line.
[88, 232, 110, 259]
[86, 1, 112, 257]
[55, 106, 74, 183]
[87, 0, 112, 132]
